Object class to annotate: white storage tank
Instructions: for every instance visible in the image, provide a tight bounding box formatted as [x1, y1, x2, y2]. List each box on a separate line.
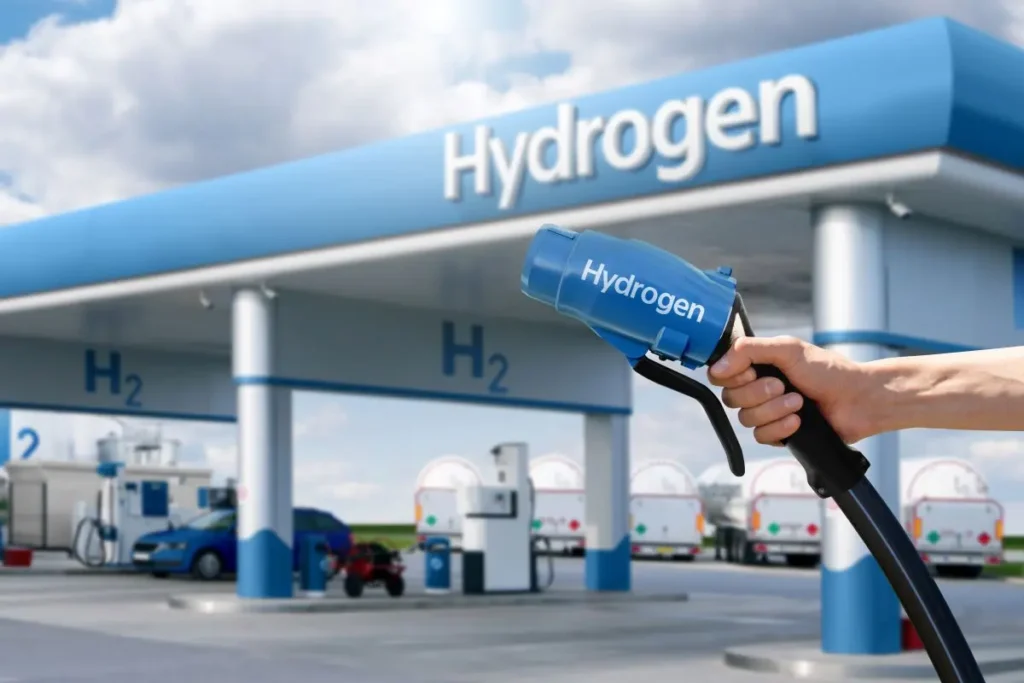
[631, 459, 699, 496]
[529, 454, 584, 490]
[697, 457, 812, 529]
[529, 454, 585, 554]
[630, 459, 703, 559]
[900, 457, 1003, 578]
[414, 456, 483, 544]
[697, 457, 821, 566]
[901, 457, 990, 502]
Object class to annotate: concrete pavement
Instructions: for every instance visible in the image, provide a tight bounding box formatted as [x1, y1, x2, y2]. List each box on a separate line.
[0, 556, 1021, 682]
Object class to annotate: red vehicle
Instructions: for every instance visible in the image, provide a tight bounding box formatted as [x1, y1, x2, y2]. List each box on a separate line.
[342, 541, 405, 598]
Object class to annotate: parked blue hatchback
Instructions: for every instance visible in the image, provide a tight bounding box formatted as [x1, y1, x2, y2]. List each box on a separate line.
[131, 507, 354, 580]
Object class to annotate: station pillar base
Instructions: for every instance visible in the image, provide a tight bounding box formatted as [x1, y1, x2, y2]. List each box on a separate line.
[583, 413, 631, 592]
[724, 640, 1024, 680]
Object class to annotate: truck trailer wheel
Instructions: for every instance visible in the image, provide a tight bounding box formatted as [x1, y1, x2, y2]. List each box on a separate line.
[785, 554, 819, 569]
[732, 531, 751, 565]
[935, 565, 983, 580]
[722, 528, 735, 563]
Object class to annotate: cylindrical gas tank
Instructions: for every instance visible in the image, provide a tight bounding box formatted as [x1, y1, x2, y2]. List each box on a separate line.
[415, 456, 483, 491]
[900, 457, 990, 504]
[696, 457, 812, 528]
[631, 459, 698, 496]
[529, 454, 583, 490]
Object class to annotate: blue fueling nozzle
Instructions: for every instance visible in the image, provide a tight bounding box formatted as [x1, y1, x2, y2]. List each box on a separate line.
[521, 224, 746, 476]
[521, 225, 740, 369]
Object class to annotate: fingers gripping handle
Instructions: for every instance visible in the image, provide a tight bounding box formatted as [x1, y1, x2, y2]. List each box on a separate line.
[751, 363, 870, 498]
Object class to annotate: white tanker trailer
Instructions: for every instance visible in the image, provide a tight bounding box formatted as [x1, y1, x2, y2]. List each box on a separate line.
[630, 459, 704, 560]
[529, 455, 585, 556]
[901, 457, 1003, 579]
[413, 456, 483, 549]
[697, 457, 821, 567]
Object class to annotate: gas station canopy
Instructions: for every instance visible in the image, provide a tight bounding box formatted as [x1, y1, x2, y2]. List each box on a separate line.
[0, 17, 1020, 356]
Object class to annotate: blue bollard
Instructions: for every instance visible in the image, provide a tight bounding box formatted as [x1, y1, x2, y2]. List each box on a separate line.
[424, 536, 451, 594]
[299, 533, 329, 597]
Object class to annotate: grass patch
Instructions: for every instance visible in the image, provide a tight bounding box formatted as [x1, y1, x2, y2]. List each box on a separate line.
[349, 524, 415, 536]
[1002, 536, 1024, 551]
[349, 524, 418, 551]
[983, 561, 1024, 579]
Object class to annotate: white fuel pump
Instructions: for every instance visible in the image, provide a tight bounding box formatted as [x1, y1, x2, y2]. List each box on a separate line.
[71, 462, 183, 568]
[459, 442, 554, 594]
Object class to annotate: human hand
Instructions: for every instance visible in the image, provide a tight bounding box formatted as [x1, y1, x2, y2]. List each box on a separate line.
[707, 336, 878, 446]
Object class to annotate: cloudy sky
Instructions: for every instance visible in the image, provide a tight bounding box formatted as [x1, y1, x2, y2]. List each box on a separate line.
[3, 0, 1024, 529]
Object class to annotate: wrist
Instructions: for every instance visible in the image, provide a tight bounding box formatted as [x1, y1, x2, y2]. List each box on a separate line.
[858, 355, 931, 436]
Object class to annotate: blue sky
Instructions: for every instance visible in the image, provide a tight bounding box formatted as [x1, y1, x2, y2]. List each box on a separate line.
[0, 0, 115, 44]
[2, 1, 1024, 530]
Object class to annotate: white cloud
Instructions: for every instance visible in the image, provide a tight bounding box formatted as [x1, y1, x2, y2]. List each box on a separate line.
[293, 402, 348, 440]
[969, 438, 1024, 461]
[203, 442, 239, 482]
[292, 457, 382, 519]
[2, 1, 1020, 222]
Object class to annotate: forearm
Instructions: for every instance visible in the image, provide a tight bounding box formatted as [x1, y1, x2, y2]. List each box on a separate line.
[863, 347, 1024, 434]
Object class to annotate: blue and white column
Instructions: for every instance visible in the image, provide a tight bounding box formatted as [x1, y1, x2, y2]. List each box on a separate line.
[583, 413, 631, 591]
[0, 410, 11, 467]
[233, 288, 294, 599]
[813, 204, 901, 654]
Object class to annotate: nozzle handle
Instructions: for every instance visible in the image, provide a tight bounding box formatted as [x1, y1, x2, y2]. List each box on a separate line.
[750, 363, 869, 497]
[633, 356, 746, 477]
[726, 299, 869, 498]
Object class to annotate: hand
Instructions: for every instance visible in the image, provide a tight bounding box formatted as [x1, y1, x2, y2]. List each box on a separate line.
[707, 336, 878, 446]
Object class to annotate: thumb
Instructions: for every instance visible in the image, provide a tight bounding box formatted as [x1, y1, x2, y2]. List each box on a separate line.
[708, 336, 804, 378]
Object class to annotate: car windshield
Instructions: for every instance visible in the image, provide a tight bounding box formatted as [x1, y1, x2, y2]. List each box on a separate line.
[185, 509, 236, 531]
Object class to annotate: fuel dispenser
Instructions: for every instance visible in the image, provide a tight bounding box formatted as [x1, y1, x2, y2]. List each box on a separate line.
[71, 462, 178, 569]
[521, 225, 983, 683]
[459, 442, 554, 594]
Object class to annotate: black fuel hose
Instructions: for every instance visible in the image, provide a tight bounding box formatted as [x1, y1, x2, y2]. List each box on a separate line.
[835, 478, 984, 683]
[71, 517, 107, 568]
[724, 301, 985, 683]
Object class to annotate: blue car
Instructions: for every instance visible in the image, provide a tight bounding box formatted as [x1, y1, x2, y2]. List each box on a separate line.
[131, 506, 354, 580]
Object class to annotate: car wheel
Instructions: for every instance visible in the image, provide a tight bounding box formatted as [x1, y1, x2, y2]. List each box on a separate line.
[191, 550, 223, 581]
[152, 572, 170, 579]
[344, 573, 364, 598]
[385, 573, 405, 597]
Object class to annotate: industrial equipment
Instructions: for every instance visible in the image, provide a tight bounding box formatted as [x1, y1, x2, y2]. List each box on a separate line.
[529, 454, 585, 556]
[698, 457, 822, 567]
[901, 457, 1004, 578]
[5, 458, 211, 552]
[459, 442, 554, 594]
[630, 459, 704, 560]
[71, 462, 191, 568]
[520, 224, 984, 683]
